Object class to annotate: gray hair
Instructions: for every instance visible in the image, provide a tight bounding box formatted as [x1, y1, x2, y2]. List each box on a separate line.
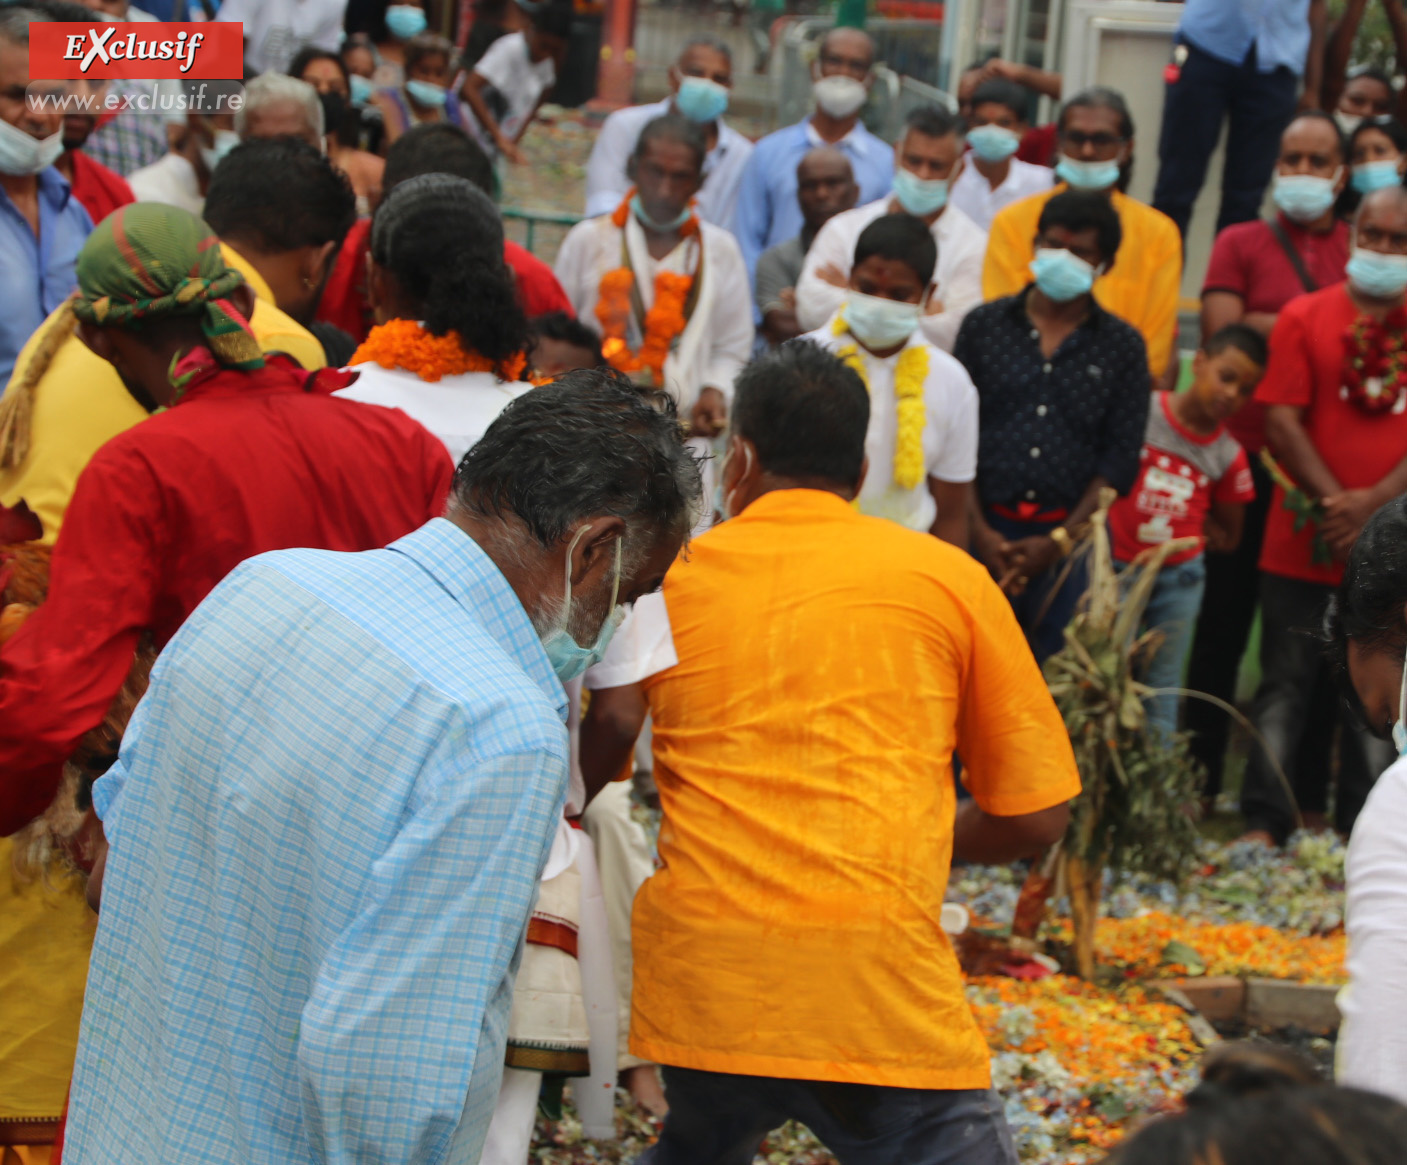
[680, 36, 732, 66]
[234, 73, 324, 140]
[0, 7, 42, 46]
[452, 371, 704, 560]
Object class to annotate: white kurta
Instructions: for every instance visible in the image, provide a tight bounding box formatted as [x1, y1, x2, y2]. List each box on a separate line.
[949, 155, 1054, 232]
[794, 196, 988, 353]
[333, 364, 532, 466]
[1340, 752, 1407, 1105]
[553, 212, 755, 410]
[801, 315, 979, 532]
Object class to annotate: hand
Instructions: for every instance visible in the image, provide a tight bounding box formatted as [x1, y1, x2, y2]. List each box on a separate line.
[778, 286, 797, 310]
[999, 535, 1060, 595]
[816, 263, 848, 288]
[972, 521, 1007, 576]
[500, 139, 526, 164]
[1321, 487, 1381, 557]
[690, 386, 728, 438]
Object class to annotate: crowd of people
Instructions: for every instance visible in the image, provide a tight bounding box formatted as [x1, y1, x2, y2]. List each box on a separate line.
[5, 0, 1407, 1161]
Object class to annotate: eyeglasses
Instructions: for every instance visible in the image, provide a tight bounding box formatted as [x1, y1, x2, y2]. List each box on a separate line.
[1061, 130, 1126, 149]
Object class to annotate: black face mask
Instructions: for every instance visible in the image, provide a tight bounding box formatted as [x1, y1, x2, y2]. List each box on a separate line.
[319, 90, 347, 138]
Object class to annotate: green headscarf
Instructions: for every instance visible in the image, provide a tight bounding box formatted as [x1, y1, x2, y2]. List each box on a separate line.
[72, 203, 264, 384]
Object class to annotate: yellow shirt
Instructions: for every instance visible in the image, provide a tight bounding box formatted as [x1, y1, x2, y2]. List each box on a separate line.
[631, 489, 1081, 1089]
[982, 185, 1182, 378]
[0, 245, 325, 545]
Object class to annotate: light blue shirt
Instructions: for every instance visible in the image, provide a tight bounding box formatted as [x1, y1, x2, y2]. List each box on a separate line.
[67, 519, 569, 1165]
[0, 166, 92, 387]
[730, 117, 894, 280]
[1178, 0, 1314, 75]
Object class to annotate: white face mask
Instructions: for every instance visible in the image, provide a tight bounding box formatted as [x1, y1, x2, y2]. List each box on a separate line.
[812, 74, 868, 119]
[0, 117, 64, 177]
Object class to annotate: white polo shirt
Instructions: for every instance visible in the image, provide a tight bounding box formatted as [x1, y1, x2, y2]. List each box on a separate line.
[801, 315, 979, 532]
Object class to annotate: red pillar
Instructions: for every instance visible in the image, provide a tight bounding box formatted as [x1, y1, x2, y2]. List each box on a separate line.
[592, 0, 637, 110]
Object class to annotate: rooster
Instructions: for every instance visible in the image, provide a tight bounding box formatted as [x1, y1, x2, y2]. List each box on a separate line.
[1, 498, 156, 881]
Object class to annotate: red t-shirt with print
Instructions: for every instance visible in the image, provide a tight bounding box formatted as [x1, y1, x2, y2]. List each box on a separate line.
[1257, 283, 1407, 587]
[1110, 391, 1256, 567]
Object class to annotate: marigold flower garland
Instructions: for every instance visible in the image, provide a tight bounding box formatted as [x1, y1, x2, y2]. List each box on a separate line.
[351, 318, 528, 383]
[594, 191, 698, 385]
[832, 312, 928, 490]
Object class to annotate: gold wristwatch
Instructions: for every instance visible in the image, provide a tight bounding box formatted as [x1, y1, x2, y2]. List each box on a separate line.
[1049, 526, 1074, 558]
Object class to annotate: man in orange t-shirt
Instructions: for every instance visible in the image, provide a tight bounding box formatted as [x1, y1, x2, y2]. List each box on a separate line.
[631, 343, 1081, 1163]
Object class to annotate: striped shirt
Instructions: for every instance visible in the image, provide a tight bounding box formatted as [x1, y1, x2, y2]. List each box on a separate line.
[67, 518, 569, 1165]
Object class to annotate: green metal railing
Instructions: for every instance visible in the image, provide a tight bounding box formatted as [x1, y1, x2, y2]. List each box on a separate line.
[501, 208, 583, 256]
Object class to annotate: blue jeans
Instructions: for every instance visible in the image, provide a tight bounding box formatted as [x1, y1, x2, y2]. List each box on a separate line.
[1152, 38, 1298, 238]
[983, 510, 1089, 665]
[1116, 554, 1206, 740]
[637, 1066, 1018, 1165]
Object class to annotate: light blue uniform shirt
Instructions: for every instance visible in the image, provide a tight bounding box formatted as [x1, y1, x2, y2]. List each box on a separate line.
[730, 116, 894, 280]
[1178, 0, 1314, 75]
[0, 166, 92, 387]
[67, 519, 569, 1165]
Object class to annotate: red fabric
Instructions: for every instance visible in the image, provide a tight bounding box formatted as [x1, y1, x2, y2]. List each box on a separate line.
[1016, 123, 1057, 166]
[317, 219, 575, 343]
[0, 355, 453, 834]
[65, 149, 134, 227]
[1109, 394, 1256, 566]
[1256, 283, 1407, 586]
[1202, 215, 1351, 453]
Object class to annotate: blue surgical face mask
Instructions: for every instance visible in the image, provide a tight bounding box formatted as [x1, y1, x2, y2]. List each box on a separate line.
[1272, 171, 1341, 223]
[349, 73, 374, 105]
[1029, 247, 1099, 302]
[892, 166, 949, 216]
[843, 290, 922, 350]
[1353, 158, 1403, 194]
[631, 193, 691, 233]
[198, 127, 240, 174]
[1393, 654, 1407, 756]
[967, 124, 1020, 163]
[1055, 154, 1121, 192]
[1347, 244, 1407, 298]
[405, 78, 448, 108]
[540, 530, 626, 684]
[385, 4, 427, 39]
[0, 117, 63, 177]
[674, 75, 729, 124]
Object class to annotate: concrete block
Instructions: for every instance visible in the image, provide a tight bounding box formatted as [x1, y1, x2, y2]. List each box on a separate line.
[1244, 979, 1341, 1034]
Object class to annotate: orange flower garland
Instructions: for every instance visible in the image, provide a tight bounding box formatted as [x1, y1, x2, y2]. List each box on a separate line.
[351, 318, 528, 384]
[594, 190, 698, 385]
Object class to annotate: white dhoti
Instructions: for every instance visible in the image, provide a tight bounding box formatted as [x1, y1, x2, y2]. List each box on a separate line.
[480, 819, 618, 1164]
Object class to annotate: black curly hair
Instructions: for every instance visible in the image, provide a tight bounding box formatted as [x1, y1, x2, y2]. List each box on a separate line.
[370, 172, 530, 364]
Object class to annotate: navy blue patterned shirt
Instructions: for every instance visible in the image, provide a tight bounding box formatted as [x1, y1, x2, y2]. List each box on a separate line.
[954, 287, 1151, 513]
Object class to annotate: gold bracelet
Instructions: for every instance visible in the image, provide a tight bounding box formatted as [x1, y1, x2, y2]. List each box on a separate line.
[1049, 526, 1074, 558]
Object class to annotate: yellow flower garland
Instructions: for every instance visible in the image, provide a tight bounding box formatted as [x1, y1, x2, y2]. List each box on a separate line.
[831, 313, 929, 491]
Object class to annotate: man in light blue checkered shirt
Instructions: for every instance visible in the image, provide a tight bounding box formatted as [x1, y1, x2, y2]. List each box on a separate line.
[65, 375, 702, 1165]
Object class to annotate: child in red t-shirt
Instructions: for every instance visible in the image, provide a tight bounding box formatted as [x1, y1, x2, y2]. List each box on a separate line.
[1109, 325, 1267, 738]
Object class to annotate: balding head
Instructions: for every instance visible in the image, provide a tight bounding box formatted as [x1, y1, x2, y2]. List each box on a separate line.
[1357, 184, 1407, 241]
[818, 26, 874, 80]
[796, 146, 857, 231]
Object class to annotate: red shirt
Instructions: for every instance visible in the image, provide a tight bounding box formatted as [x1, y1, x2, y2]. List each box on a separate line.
[0, 356, 453, 834]
[317, 218, 574, 342]
[1202, 214, 1351, 453]
[64, 149, 133, 227]
[1017, 123, 1057, 166]
[1109, 392, 1256, 566]
[1257, 283, 1407, 587]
